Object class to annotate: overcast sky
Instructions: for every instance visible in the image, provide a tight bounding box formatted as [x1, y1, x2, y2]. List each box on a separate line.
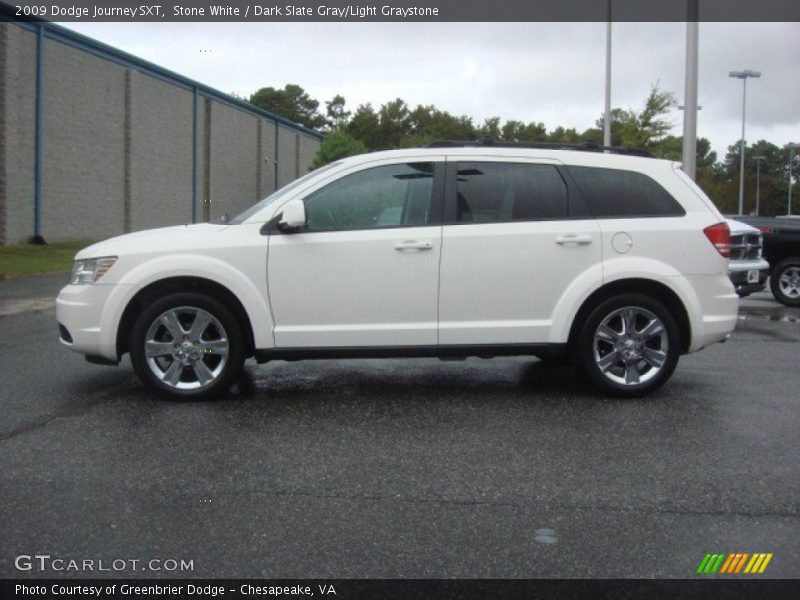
[63, 22, 799, 158]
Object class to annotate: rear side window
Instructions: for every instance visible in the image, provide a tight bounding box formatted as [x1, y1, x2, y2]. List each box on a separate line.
[453, 162, 568, 223]
[568, 166, 685, 218]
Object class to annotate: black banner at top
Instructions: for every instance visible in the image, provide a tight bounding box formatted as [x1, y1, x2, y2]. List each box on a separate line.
[3, 0, 800, 23]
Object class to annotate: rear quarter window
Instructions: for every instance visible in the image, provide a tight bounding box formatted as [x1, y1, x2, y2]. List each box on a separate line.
[567, 166, 685, 218]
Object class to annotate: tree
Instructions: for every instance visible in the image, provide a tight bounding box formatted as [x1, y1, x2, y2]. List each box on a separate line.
[477, 117, 501, 139]
[407, 104, 475, 143]
[376, 98, 412, 150]
[347, 103, 381, 150]
[696, 138, 718, 171]
[245, 80, 791, 216]
[589, 108, 629, 146]
[501, 120, 547, 142]
[650, 135, 682, 160]
[591, 83, 676, 149]
[625, 83, 676, 147]
[249, 84, 326, 129]
[312, 129, 367, 168]
[325, 94, 350, 130]
[547, 126, 581, 144]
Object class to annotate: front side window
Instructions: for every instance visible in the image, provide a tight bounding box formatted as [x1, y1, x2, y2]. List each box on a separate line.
[567, 166, 685, 218]
[303, 162, 435, 232]
[452, 162, 568, 223]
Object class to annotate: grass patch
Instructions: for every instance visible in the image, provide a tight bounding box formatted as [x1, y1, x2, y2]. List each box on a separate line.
[0, 240, 94, 278]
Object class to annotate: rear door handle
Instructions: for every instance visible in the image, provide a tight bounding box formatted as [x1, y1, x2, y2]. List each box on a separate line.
[394, 240, 433, 251]
[555, 234, 593, 246]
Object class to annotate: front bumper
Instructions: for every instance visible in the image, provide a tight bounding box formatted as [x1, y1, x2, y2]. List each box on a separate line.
[56, 283, 121, 361]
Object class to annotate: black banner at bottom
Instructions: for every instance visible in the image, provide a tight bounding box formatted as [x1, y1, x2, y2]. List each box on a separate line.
[3, 579, 800, 600]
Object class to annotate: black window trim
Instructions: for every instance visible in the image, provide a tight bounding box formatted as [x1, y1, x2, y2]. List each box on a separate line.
[264, 161, 446, 235]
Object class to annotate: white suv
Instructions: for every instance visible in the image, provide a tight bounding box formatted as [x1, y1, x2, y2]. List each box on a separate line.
[56, 142, 738, 399]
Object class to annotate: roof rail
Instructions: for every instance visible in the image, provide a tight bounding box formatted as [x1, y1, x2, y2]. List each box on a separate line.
[425, 138, 655, 158]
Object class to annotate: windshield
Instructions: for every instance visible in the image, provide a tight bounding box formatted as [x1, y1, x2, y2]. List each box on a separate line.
[229, 162, 340, 224]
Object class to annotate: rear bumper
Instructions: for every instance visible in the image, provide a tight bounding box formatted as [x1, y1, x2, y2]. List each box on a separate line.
[682, 273, 739, 353]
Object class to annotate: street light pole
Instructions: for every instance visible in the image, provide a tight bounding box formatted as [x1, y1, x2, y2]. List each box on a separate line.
[603, 0, 612, 147]
[682, 0, 699, 179]
[789, 143, 796, 217]
[729, 70, 761, 215]
[753, 155, 766, 216]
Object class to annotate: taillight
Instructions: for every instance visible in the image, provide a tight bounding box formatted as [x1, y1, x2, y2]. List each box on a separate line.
[759, 226, 773, 234]
[703, 222, 731, 258]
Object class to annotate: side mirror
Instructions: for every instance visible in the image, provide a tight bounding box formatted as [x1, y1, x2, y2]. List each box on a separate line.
[278, 199, 307, 232]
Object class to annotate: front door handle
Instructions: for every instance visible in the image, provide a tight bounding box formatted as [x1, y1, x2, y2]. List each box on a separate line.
[394, 240, 433, 251]
[555, 234, 593, 246]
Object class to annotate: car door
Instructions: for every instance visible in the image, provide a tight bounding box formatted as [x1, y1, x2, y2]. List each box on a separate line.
[268, 159, 444, 348]
[438, 157, 602, 345]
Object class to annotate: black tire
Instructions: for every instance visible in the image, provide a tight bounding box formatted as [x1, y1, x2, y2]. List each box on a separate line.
[575, 293, 681, 398]
[769, 257, 800, 307]
[129, 292, 246, 400]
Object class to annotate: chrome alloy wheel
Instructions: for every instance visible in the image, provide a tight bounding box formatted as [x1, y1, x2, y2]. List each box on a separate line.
[143, 306, 229, 390]
[778, 266, 800, 299]
[593, 306, 668, 386]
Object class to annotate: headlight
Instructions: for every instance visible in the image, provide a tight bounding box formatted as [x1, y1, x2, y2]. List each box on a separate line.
[70, 257, 117, 285]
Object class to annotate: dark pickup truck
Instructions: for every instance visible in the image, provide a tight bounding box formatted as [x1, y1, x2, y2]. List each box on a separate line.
[732, 216, 800, 306]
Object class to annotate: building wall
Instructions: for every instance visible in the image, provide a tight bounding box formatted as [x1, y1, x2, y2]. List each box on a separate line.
[0, 25, 37, 246]
[259, 119, 278, 198]
[277, 125, 300, 188]
[208, 101, 260, 222]
[41, 36, 127, 242]
[0, 22, 322, 245]
[129, 71, 195, 231]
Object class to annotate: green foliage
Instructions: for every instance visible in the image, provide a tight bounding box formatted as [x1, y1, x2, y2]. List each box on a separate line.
[249, 84, 326, 129]
[347, 104, 382, 151]
[501, 120, 547, 142]
[325, 94, 350, 130]
[477, 117, 502, 140]
[547, 126, 582, 144]
[376, 98, 412, 150]
[408, 105, 475, 142]
[312, 129, 367, 169]
[695, 140, 798, 215]
[250, 80, 793, 216]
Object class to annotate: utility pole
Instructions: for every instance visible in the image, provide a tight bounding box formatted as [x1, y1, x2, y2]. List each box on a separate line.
[753, 155, 765, 216]
[729, 70, 761, 215]
[789, 143, 796, 217]
[682, 0, 699, 179]
[603, 0, 612, 147]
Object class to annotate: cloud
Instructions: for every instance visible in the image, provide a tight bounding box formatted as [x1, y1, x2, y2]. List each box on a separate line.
[62, 21, 800, 154]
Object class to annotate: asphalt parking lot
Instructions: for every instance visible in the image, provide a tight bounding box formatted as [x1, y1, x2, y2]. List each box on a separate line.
[1, 276, 798, 579]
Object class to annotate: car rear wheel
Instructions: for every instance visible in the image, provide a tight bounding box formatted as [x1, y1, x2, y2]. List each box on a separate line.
[576, 294, 680, 397]
[769, 257, 800, 307]
[129, 292, 245, 399]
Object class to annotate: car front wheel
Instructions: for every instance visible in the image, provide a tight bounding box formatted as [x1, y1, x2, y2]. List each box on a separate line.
[129, 292, 245, 399]
[769, 257, 800, 307]
[576, 294, 680, 397]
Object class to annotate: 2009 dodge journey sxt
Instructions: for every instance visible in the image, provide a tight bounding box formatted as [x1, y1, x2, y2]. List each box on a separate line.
[57, 141, 738, 399]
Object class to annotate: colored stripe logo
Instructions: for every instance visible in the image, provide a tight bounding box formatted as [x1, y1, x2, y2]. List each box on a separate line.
[696, 553, 773, 574]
